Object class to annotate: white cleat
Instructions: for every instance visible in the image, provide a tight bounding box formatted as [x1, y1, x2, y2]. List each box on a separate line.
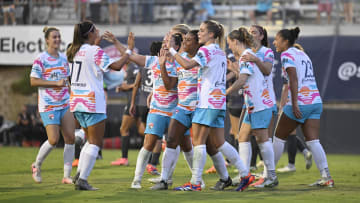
[131, 180, 142, 189]
[304, 151, 313, 170]
[31, 163, 42, 183]
[277, 165, 296, 173]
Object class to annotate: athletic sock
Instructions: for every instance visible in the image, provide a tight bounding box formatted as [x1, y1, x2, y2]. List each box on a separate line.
[238, 141, 252, 169]
[77, 142, 89, 173]
[63, 144, 74, 178]
[150, 152, 161, 166]
[306, 140, 331, 178]
[133, 147, 152, 182]
[273, 136, 286, 166]
[161, 147, 177, 182]
[190, 145, 206, 185]
[121, 136, 130, 158]
[35, 140, 55, 169]
[258, 140, 276, 179]
[210, 152, 228, 181]
[79, 144, 99, 180]
[183, 148, 194, 171]
[219, 141, 248, 177]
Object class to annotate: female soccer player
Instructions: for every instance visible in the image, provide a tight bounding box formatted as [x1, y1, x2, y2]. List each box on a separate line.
[226, 27, 278, 188]
[272, 27, 334, 187]
[67, 21, 130, 190]
[30, 26, 75, 185]
[168, 20, 251, 192]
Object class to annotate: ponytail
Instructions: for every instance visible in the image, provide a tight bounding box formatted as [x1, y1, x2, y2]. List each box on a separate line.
[251, 25, 268, 47]
[203, 20, 225, 50]
[228, 27, 254, 48]
[67, 21, 95, 62]
[277, 27, 300, 47]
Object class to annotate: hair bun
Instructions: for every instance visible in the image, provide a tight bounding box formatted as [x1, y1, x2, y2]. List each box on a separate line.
[291, 27, 300, 40]
[43, 26, 49, 33]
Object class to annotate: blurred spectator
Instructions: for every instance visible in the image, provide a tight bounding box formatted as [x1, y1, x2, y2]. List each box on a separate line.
[0, 115, 16, 146]
[249, 0, 273, 25]
[181, 0, 196, 24]
[198, 0, 215, 22]
[142, 0, 154, 23]
[74, 0, 87, 21]
[16, 105, 32, 146]
[89, 0, 101, 23]
[283, 0, 301, 25]
[130, 0, 140, 23]
[317, 0, 334, 24]
[342, 0, 353, 24]
[108, 0, 119, 24]
[2, 0, 16, 25]
[31, 111, 46, 145]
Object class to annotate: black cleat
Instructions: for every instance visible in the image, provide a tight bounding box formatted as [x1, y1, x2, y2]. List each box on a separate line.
[150, 180, 168, 190]
[210, 176, 232, 191]
[75, 179, 99, 191]
[73, 172, 80, 184]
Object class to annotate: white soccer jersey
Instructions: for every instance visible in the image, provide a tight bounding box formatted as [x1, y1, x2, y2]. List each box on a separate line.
[192, 43, 227, 110]
[239, 49, 273, 114]
[281, 47, 322, 106]
[69, 44, 115, 113]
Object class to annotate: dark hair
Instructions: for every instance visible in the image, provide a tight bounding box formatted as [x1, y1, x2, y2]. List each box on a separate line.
[172, 33, 183, 51]
[67, 21, 95, 62]
[43, 26, 59, 40]
[189, 29, 199, 43]
[228, 27, 254, 48]
[277, 27, 300, 47]
[203, 20, 225, 49]
[251, 25, 268, 47]
[150, 41, 162, 56]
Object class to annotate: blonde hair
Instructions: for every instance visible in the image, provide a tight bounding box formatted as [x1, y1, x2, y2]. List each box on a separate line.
[228, 27, 254, 48]
[171, 24, 191, 35]
[294, 43, 304, 51]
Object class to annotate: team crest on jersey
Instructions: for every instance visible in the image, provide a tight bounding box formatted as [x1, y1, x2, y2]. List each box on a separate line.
[48, 114, 55, 120]
[148, 123, 154, 129]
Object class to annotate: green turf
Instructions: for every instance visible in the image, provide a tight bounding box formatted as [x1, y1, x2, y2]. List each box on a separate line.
[0, 147, 359, 203]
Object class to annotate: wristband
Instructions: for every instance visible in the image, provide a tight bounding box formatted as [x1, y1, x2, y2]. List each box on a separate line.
[125, 49, 132, 55]
[169, 47, 177, 56]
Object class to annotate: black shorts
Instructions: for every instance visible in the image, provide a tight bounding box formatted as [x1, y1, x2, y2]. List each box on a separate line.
[255, 10, 268, 17]
[137, 106, 149, 123]
[228, 107, 242, 117]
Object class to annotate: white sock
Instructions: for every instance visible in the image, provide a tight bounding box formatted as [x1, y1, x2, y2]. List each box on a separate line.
[168, 146, 180, 180]
[35, 140, 55, 169]
[133, 147, 152, 182]
[238, 142, 252, 169]
[190, 145, 207, 185]
[273, 136, 286, 166]
[210, 152, 228, 181]
[219, 142, 248, 177]
[79, 144, 99, 180]
[77, 142, 89, 173]
[63, 144, 75, 178]
[306, 140, 330, 178]
[161, 147, 178, 182]
[183, 148, 194, 171]
[259, 140, 276, 179]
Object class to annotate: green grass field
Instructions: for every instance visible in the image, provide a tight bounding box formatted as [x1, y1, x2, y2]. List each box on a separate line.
[0, 147, 359, 203]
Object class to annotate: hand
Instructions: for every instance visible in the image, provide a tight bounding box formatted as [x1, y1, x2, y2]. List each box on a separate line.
[115, 85, 124, 93]
[292, 104, 302, 119]
[103, 31, 117, 44]
[129, 103, 136, 117]
[159, 48, 168, 66]
[241, 53, 258, 63]
[127, 32, 135, 50]
[56, 79, 67, 87]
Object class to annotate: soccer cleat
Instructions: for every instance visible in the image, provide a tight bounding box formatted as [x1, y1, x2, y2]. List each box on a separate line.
[277, 165, 296, 173]
[73, 172, 80, 184]
[309, 177, 334, 188]
[131, 180, 142, 189]
[148, 176, 173, 186]
[210, 177, 232, 191]
[200, 179, 206, 189]
[231, 174, 241, 186]
[174, 182, 201, 191]
[250, 177, 264, 187]
[111, 158, 129, 166]
[75, 179, 99, 191]
[235, 173, 255, 192]
[62, 177, 73, 184]
[146, 164, 160, 175]
[205, 165, 217, 174]
[150, 180, 168, 190]
[254, 176, 279, 188]
[304, 151, 313, 170]
[256, 161, 264, 168]
[31, 163, 42, 183]
[72, 159, 79, 167]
